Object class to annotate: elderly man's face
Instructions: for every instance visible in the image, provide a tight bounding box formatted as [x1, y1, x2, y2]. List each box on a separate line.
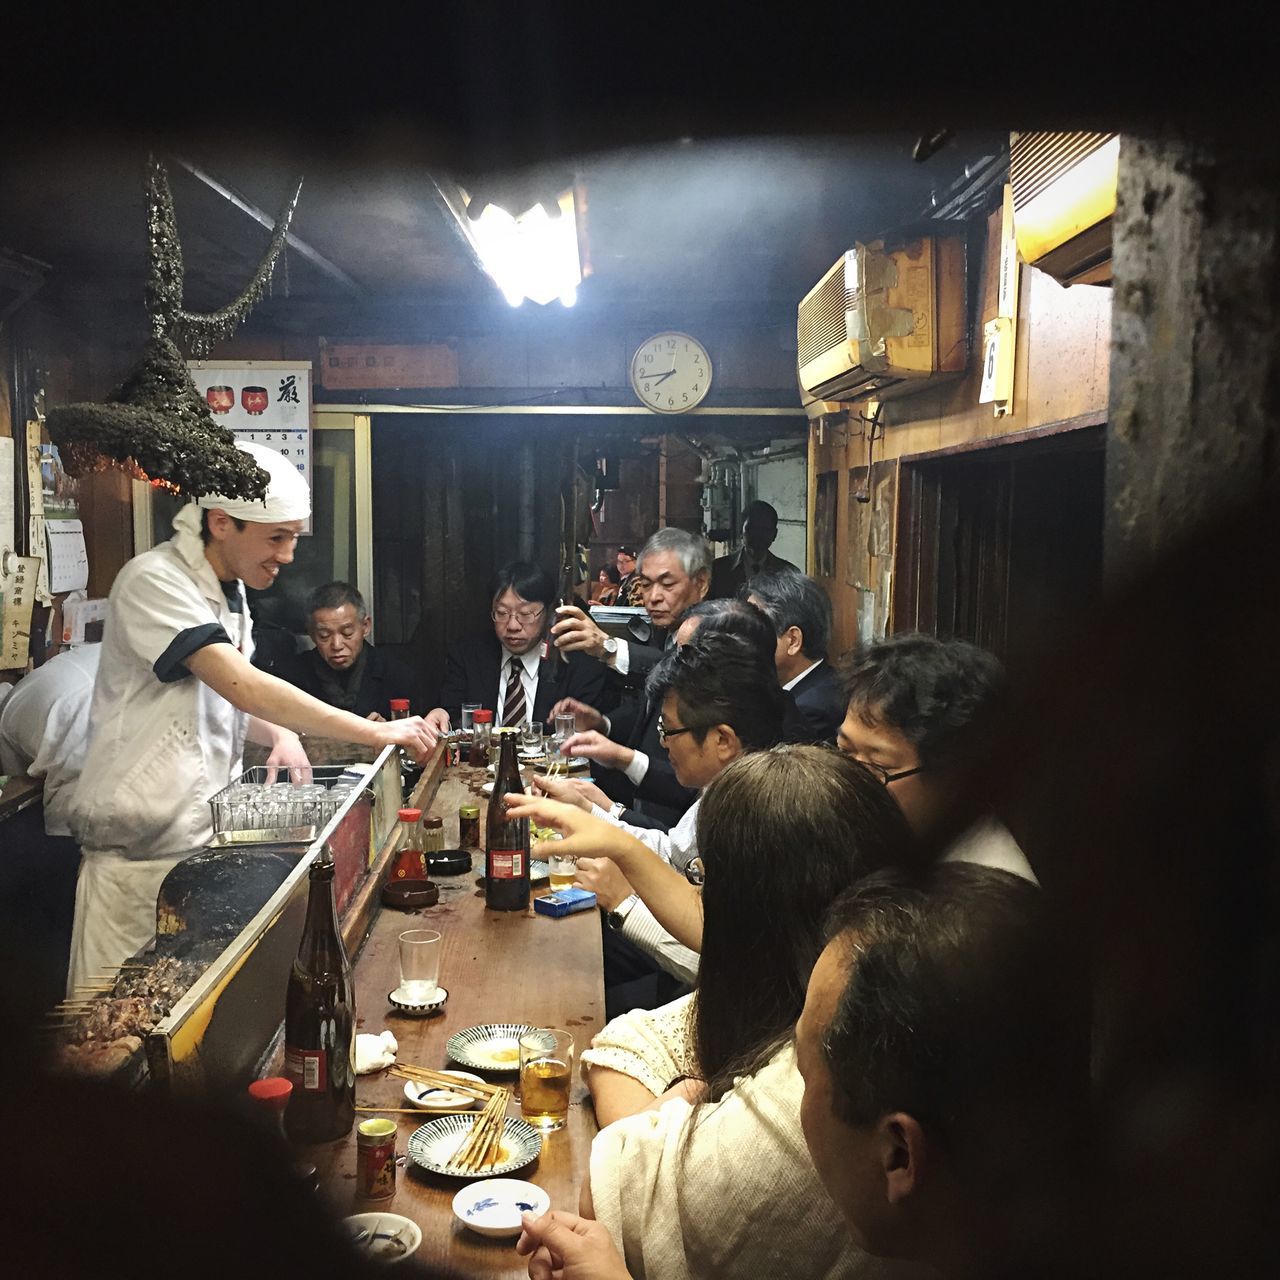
[309, 602, 370, 671]
[637, 550, 708, 630]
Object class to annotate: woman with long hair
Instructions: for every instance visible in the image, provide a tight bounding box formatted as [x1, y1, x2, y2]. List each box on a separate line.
[508, 745, 913, 1280]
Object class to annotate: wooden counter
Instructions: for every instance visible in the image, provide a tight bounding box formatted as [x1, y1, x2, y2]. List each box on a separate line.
[310, 763, 604, 1278]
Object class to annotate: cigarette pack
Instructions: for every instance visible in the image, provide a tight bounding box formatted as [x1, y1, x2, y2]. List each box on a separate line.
[534, 888, 598, 918]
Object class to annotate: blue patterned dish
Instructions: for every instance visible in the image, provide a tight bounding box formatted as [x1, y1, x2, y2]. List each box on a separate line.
[407, 1114, 542, 1178]
[451, 1178, 551, 1236]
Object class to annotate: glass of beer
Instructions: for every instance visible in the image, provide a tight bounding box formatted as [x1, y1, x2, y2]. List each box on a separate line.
[547, 847, 577, 891]
[519, 1027, 574, 1131]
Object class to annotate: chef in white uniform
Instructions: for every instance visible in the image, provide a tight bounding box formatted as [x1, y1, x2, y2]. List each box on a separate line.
[66, 441, 437, 991]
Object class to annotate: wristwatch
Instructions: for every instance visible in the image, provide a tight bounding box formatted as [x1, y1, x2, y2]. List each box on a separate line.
[607, 893, 640, 931]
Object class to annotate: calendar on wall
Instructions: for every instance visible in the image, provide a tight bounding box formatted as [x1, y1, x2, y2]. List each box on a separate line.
[186, 360, 313, 529]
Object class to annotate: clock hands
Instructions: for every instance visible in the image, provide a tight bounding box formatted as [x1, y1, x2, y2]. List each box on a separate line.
[647, 369, 676, 385]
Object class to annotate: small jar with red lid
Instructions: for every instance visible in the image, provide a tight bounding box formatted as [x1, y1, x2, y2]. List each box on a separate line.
[390, 808, 426, 880]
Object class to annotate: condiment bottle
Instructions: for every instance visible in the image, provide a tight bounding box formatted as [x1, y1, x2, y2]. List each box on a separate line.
[355, 1117, 398, 1200]
[458, 803, 481, 850]
[389, 697, 424, 797]
[422, 815, 445, 855]
[469, 709, 493, 767]
[485, 728, 530, 912]
[284, 849, 356, 1142]
[390, 808, 426, 880]
[247, 1076, 319, 1193]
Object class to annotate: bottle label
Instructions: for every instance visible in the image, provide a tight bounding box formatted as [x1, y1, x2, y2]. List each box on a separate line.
[286, 1045, 328, 1092]
[489, 850, 525, 879]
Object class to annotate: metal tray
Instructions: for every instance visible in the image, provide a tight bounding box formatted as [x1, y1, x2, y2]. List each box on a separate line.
[207, 825, 317, 848]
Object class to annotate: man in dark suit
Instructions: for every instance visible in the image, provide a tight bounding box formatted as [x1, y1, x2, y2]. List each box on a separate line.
[746, 570, 845, 744]
[277, 582, 420, 719]
[707, 500, 799, 599]
[425, 561, 609, 734]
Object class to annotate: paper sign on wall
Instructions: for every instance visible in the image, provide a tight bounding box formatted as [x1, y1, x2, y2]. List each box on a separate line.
[0, 553, 40, 670]
[46, 518, 89, 593]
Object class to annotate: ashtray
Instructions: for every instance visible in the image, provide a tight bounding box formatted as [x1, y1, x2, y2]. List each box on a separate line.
[381, 878, 439, 909]
[388, 983, 449, 1015]
[428, 849, 472, 876]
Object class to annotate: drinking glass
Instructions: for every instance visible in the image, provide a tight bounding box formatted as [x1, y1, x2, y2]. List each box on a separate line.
[548, 848, 577, 892]
[461, 703, 482, 733]
[553, 712, 576, 744]
[520, 723, 544, 756]
[519, 1027, 574, 1131]
[397, 929, 441, 1003]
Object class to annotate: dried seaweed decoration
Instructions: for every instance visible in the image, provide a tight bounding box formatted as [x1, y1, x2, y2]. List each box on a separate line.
[47, 157, 303, 500]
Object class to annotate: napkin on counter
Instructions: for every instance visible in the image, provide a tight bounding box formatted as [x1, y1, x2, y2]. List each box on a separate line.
[355, 1030, 398, 1074]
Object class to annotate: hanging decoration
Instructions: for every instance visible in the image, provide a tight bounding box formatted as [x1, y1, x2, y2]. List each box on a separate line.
[47, 157, 303, 500]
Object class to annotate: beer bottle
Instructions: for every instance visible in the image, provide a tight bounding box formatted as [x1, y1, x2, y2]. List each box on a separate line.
[284, 848, 356, 1142]
[486, 728, 531, 911]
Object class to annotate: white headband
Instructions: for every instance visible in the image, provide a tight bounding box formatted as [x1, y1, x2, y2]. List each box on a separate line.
[196, 440, 311, 523]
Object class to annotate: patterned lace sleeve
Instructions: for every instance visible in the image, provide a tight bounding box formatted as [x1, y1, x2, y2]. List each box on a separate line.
[579, 993, 699, 1096]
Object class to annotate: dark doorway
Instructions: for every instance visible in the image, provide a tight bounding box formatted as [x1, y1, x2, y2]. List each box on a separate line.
[894, 424, 1106, 658]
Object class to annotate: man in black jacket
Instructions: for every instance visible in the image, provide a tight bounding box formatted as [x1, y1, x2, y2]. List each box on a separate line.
[746, 570, 845, 744]
[277, 582, 420, 719]
[425, 561, 609, 733]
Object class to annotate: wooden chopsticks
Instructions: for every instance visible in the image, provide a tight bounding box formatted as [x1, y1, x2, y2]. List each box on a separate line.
[389, 1063, 503, 1101]
[445, 1087, 511, 1173]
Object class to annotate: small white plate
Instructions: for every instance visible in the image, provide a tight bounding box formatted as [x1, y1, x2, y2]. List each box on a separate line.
[452, 1178, 550, 1237]
[343, 1212, 422, 1263]
[403, 1070, 484, 1111]
[388, 984, 449, 1016]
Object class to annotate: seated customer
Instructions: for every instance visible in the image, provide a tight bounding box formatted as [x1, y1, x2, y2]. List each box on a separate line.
[516, 746, 911, 1280]
[837, 633, 1035, 881]
[796, 864, 1089, 1279]
[513, 632, 786, 990]
[426, 561, 609, 735]
[277, 582, 418, 720]
[746, 570, 844, 744]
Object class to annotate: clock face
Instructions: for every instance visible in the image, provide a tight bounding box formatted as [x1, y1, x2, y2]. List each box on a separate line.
[629, 332, 713, 414]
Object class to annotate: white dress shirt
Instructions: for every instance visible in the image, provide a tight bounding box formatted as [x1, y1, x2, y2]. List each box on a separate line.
[496, 646, 541, 726]
[782, 657, 822, 692]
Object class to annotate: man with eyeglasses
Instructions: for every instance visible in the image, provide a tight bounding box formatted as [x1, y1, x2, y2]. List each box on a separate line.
[837, 633, 1035, 881]
[425, 561, 609, 737]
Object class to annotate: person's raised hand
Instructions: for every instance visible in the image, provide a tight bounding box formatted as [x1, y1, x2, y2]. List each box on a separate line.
[376, 714, 438, 760]
[263, 730, 312, 785]
[549, 607, 610, 661]
[547, 697, 605, 733]
[561, 731, 632, 773]
[424, 707, 452, 737]
[531, 773, 593, 811]
[515, 1209, 633, 1280]
[503, 793, 641, 870]
[572, 857, 635, 912]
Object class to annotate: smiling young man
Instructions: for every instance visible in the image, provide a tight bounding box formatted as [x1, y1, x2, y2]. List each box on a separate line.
[66, 442, 436, 991]
[836, 633, 1034, 881]
[278, 582, 419, 720]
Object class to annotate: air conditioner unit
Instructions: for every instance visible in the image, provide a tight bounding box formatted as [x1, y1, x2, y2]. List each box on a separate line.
[797, 230, 968, 405]
[1010, 131, 1118, 286]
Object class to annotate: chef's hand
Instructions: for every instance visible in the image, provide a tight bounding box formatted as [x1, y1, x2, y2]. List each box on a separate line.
[503, 794, 642, 870]
[562, 731, 633, 773]
[425, 707, 452, 738]
[517, 1209, 633, 1280]
[550, 606, 611, 662]
[264, 730, 313, 785]
[531, 773, 593, 811]
[365, 711, 387, 722]
[573, 856, 634, 912]
[547, 697, 605, 733]
[375, 714, 438, 760]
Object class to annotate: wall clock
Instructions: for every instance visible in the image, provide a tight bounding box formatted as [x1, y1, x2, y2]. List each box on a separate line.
[629, 332, 713, 414]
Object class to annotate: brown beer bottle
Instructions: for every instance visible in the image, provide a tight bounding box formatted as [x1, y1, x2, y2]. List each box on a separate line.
[284, 848, 356, 1142]
[486, 728, 531, 911]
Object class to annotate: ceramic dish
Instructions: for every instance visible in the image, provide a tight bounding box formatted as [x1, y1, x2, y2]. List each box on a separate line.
[343, 1212, 422, 1263]
[407, 1114, 542, 1178]
[387, 983, 449, 1016]
[446, 1022, 535, 1072]
[403, 1070, 485, 1111]
[452, 1178, 551, 1237]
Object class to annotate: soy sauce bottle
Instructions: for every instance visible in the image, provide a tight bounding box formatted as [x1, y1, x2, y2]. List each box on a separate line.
[485, 728, 531, 912]
[284, 848, 355, 1142]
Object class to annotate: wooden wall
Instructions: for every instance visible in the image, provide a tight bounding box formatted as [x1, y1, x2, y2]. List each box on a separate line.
[808, 207, 1113, 655]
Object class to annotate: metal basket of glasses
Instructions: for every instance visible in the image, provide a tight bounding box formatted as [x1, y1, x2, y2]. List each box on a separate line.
[208, 764, 372, 836]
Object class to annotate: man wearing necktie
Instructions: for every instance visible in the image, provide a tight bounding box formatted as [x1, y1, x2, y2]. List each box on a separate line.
[427, 561, 610, 736]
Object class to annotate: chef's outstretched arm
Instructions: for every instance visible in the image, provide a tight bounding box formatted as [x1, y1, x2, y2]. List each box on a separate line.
[186, 643, 438, 759]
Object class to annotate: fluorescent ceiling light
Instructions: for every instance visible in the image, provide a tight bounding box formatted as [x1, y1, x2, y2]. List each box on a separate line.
[463, 187, 582, 308]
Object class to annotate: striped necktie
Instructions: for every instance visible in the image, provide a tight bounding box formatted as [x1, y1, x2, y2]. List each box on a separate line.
[502, 655, 527, 726]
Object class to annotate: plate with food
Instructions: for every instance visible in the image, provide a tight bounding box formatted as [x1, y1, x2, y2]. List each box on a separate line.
[446, 1022, 535, 1072]
[407, 1113, 542, 1178]
[343, 1212, 421, 1262]
[403, 1069, 485, 1110]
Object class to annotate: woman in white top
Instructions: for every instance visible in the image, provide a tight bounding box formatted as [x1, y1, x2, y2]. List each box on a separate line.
[508, 746, 919, 1280]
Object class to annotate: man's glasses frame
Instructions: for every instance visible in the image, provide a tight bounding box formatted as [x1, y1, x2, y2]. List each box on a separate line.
[860, 761, 924, 787]
[491, 605, 546, 626]
[657, 716, 697, 746]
